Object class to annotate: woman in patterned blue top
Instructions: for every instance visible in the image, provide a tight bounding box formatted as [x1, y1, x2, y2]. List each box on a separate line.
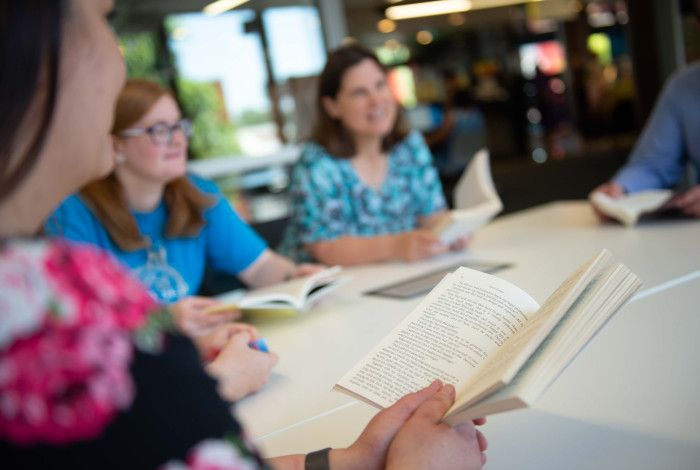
[280, 44, 468, 264]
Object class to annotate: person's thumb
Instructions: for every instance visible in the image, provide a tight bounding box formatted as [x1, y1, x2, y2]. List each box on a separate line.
[410, 383, 455, 424]
[382, 380, 443, 423]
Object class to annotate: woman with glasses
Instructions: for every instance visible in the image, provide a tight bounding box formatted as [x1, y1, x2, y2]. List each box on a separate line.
[44, 79, 321, 399]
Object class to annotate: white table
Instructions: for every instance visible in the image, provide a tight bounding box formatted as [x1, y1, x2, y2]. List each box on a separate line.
[233, 201, 700, 468]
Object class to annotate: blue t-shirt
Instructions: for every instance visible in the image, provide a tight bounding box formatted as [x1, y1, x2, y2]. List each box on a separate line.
[614, 61, 700, 192]
[279, 130, 447, 262]
[45, 175, 267, 302]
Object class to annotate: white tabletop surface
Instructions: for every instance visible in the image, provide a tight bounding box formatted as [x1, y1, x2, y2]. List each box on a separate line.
[230, 200, 700, 467]
[252, 278, 700, 469]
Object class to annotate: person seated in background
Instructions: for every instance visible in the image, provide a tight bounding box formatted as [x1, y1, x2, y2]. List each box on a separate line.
[46, 79, 321, 335]
[592, 59, 700, 216]
[593, 1, 700, 217]
[45, 79, 322, 399]
[280, 44, 468, 265]
[0, 1, 488, 467]
[425, 87, 486, 180]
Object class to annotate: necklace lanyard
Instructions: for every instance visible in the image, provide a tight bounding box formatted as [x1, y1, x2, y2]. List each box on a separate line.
[131, 238, 188, 304]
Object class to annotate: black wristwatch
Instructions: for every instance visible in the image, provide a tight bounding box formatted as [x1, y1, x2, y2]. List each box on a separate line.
[305, 447, 331, 470]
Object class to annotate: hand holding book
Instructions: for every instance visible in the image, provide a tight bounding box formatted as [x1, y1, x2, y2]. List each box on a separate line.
[327, 379, 488, 469]
[665, 185, 700, 217]
[589, 188, 674, 226]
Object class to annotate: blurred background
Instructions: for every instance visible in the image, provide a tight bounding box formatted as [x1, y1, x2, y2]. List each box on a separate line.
[111, 0, 699, 245]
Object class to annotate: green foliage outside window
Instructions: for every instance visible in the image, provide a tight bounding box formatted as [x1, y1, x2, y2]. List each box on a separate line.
[120, 32, 165, 85]
[118, 32, 240, 159]
[176, 79, 241, 158]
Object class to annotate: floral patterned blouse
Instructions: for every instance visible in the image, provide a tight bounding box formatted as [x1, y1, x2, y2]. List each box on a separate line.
[279, 130, 447, 262]
[0, 239, 268, 469]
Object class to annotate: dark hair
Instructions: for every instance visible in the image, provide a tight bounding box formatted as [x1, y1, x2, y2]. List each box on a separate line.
[680, 0, 700, 21]
[450, 88, 475, 109]
[80, 79, 214, 251]
[0, 0, 65, 202]
[311, 43, 408, 158]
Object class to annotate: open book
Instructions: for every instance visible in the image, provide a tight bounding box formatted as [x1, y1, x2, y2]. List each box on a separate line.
[334, 250, 641, 424]
[589, 189, 674, 226]
[208, 266, 347, 317]
[433, 149, 503, 244]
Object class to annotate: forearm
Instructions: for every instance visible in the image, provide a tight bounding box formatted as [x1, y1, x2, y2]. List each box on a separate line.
[307, 235, 400, 266]
[615, 89, 686, 192]
[267, 454, 305, 470]
[418, 211, 448, 230]
[239, 250, 296, 288]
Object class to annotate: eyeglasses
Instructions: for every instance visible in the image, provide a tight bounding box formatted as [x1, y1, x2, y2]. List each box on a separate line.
[119, 118, 193, 145]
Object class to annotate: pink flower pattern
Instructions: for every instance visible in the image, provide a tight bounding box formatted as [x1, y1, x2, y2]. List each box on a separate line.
[0, 240, 155, 445]
[160, 438, 259, 470]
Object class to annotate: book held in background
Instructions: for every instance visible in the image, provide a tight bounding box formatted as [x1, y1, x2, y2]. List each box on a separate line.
[589, 189, 674, 226]
[432, 149, 503, 244]
[208, 266, 347, 317]
[334, 250, 641, 424]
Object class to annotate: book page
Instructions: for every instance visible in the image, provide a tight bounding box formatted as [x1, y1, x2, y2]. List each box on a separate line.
[335, 267, 540, 408]
[239, 266, 343, 310]
[515, 264, 641, 399]
[453, 149, 503, 211]
[435, 150, 502, 243]
[589, 190, 672, 226]
[444, 263, 641, 425]
[447, 250, 611, 413]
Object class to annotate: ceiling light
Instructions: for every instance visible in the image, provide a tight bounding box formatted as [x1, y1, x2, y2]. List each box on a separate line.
[416, 30, 434, 45]
[448, 12, 466, 25]
[378, 18, 397, 33]
[203, 0, 251, 16]
[386, 0, 548, 21]
[386, 0, 472, 21]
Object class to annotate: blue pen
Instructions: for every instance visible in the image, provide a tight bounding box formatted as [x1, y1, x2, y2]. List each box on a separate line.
[248, 338, 269, 353]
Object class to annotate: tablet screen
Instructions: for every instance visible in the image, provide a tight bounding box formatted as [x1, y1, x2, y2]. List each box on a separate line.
[365, 261, 512, 299]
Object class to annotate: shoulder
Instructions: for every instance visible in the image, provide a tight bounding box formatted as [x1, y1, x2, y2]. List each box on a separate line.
[0, 238, 154, 349]
[187, 173, 223, 197]
[53, 193, 96, 218]
[664, 61, 700, 99]
[0, 238, 155, 445]
[393, 130, 432, 166]
[46, 193, 101, 235]
[186, 174, 226, 218]
[299, 141, 337, 165]
[295, 142, 345, 179]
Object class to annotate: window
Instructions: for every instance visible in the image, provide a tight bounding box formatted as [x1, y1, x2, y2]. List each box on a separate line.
[165, 4, 325, 158]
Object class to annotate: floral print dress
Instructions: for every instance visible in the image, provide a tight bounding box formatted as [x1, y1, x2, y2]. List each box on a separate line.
[0, 239, 268, 469]
[279, 130, 447, 262]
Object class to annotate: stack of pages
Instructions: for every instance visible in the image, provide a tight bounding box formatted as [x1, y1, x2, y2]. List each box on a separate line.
[209, 266, 347, 317]
[335, 250, 641, 424]
[589, 190, 674, 226]
[432, 149, 503, 244]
